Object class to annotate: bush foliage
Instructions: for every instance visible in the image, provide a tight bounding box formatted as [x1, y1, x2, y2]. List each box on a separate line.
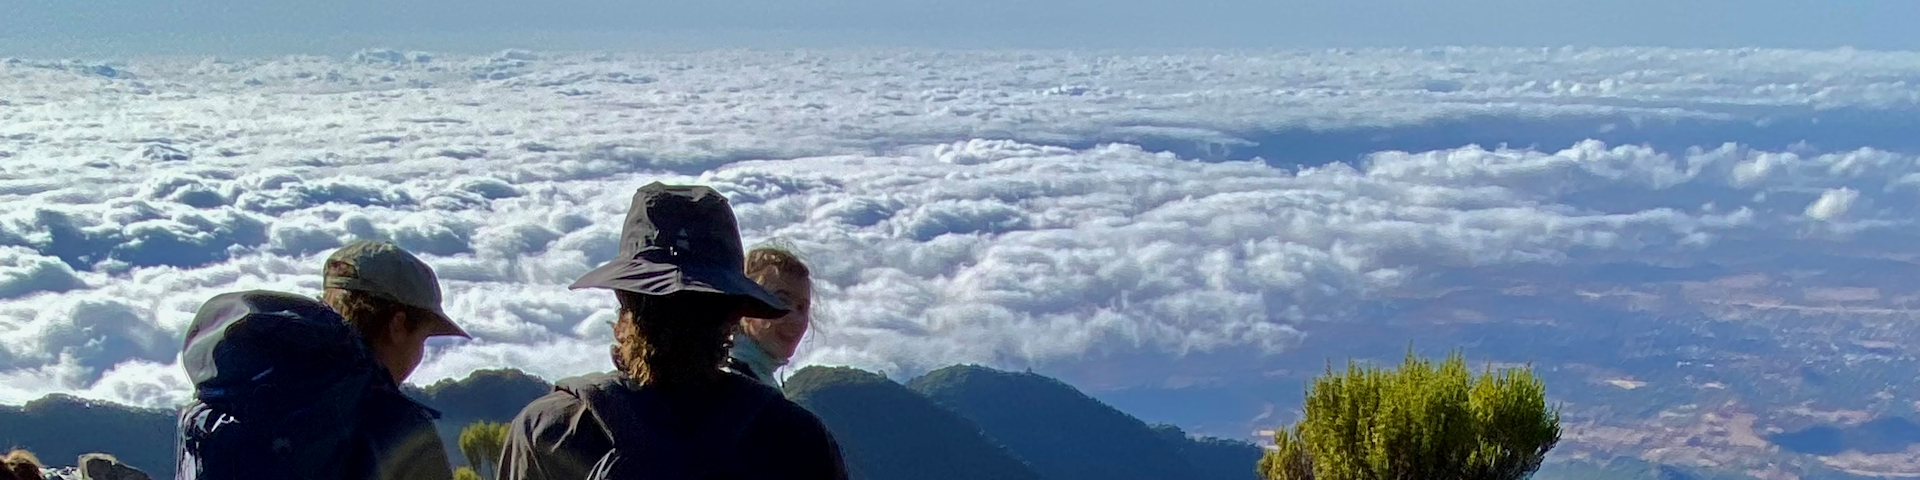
[458, 420, 510, 480]
[1259, 351, 1561, 480]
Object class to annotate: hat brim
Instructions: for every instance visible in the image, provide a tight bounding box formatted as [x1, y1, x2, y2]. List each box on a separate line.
[327, 281, 472, 339]
[570, 258, 791, 319]
[422, 306, 471, 339]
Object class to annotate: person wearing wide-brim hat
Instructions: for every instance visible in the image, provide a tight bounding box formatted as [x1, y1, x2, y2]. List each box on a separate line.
[497, 183, 850, 480]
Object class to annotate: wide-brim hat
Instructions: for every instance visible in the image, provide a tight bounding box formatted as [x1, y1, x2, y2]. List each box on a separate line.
[570, 182, 791, 319]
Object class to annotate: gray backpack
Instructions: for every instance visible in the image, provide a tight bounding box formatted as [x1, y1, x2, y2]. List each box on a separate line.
[556, 372, 780, 479]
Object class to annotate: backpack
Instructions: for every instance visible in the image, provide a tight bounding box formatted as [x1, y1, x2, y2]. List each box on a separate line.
[557, 372, 781, 480]
[176, 290, 384, 480]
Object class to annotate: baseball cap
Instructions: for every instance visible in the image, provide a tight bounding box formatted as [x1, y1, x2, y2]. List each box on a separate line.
[323, 240, 470, 338]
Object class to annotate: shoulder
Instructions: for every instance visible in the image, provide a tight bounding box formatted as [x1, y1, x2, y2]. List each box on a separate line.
[501, 386, 614, 478]
[508, 390, 596, 444]
[360, 386, 440, 428]
[744, 392, 851, 477]
[741, 382, 834, 442]
[517, 390, 589, 420]
[524, 371, 625, 433]
[767, 399, 831, 431]
[356, 389, 448, 460]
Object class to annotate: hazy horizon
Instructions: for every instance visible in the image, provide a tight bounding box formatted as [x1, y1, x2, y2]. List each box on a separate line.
[4, 0, 1918, 57]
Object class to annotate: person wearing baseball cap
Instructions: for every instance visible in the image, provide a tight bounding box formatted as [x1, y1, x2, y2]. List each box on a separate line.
[173, 240, 465, 480]
[320, 240, 467, 480]
[498, 183, 849, 480]
[323, 240, 471, 382]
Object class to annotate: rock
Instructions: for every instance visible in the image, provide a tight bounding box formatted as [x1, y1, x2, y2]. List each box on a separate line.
[76, 454, 151, 480]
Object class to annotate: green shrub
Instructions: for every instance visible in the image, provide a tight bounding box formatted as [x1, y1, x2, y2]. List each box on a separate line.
[1261, 350, 1561, 480]
[457, 421, 509, 479]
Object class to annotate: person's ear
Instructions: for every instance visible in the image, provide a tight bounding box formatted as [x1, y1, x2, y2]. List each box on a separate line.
[387, 310, 411, 345]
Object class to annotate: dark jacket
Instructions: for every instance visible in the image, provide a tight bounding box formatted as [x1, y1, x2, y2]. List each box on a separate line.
[350, 376, 456, 480]
[174, 376, 454, 480]
[497, 372, 850, 480]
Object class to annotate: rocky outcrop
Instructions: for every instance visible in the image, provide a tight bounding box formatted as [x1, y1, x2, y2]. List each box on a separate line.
[76, 454, 152, 480]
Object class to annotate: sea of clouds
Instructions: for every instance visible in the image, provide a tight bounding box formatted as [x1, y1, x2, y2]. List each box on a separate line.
[2, 47, 1919, 409]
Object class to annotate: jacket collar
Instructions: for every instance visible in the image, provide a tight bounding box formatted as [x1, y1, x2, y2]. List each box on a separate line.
[371, 368, 443, 420]
[729, 332, 786, 388]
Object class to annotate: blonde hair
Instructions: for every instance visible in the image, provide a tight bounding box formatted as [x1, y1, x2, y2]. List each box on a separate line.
[746, 240, 810, 282]
[744, 243, 815, 325]
[3, 449, 43, 480]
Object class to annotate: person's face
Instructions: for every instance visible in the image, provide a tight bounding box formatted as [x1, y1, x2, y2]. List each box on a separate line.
[742, 272, 812, 361]
[377, 310, 434, 383]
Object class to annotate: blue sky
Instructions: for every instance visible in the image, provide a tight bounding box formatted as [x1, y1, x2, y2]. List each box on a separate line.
[3, 0, 1916, 56]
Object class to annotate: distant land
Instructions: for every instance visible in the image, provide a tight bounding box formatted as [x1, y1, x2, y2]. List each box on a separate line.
[8, 362, 1889, 479]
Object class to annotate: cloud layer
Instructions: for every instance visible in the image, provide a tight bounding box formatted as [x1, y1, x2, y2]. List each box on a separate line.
[2, 48, 1919, 411]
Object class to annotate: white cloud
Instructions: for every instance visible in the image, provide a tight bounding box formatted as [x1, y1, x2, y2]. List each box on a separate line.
[0, 48, 1918, 411]
[1805, 187, 1861, 221]
[0, 246, 86, 299]
[19, 297, 171, 377]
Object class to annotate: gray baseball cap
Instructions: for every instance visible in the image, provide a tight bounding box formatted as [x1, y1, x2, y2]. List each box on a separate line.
[323, 240, 470, 338]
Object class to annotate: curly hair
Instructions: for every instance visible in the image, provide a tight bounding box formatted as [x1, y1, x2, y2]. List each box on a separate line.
[322, 259, 432, 343]
[3, 449, 43, 480]
[611, 290, 740, 389]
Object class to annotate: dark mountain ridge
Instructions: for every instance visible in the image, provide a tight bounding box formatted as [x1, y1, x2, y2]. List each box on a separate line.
[785, 366, 1045, 480]
[909, 365, 1244, 480]
[0, 394, 175, 475]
